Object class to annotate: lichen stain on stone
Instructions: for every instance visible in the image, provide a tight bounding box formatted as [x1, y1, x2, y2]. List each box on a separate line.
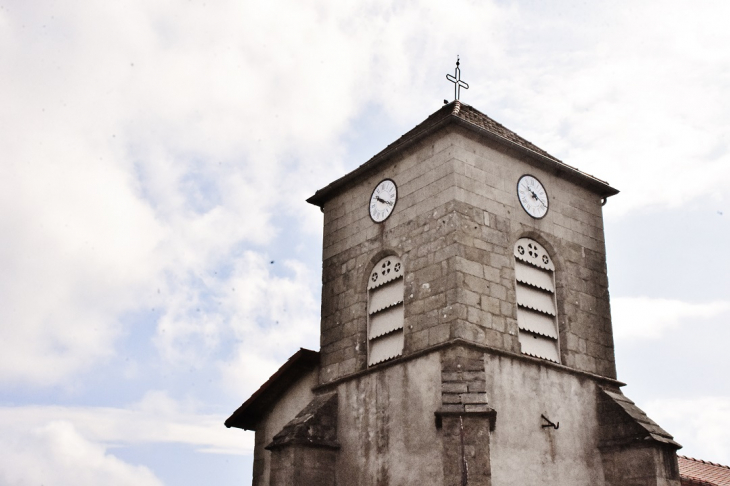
[375, 371, 390, 455]
[354, 376, 372, 460]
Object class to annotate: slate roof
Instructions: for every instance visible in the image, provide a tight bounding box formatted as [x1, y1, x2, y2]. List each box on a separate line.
[455, 102, 560, 162]
[679, 456, 730, 486]
[307, 101, 619, 206]
[600, 389, 681, 448]
[265, 392, 339, 451]
[225, 348, 319, 430]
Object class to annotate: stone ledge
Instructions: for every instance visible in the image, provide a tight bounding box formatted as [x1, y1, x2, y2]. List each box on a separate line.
[314, 338, 626, 391]
[435, 408, 497, 431]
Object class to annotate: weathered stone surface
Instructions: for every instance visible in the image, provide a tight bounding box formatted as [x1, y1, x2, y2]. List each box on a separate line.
[266, 392, 339, 451]
[438, 414, 493, 486]
[317, 126, 618, 384]
[233, 102, 686, 486]
[597, 388, 681, 449]
[269, 445, 338, 486]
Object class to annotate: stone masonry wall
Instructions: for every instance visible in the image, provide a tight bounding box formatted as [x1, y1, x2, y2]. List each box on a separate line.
[447, 128, 615, 377]
[318, 125, 616, 384]
[440, 345, 489, 413]
[319, 130, 461, 384]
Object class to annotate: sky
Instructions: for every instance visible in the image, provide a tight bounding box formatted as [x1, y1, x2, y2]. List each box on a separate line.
[0, 0, 729, 484]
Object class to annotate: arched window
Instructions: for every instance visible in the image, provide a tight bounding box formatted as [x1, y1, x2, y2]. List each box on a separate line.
[367, 255, 405, 366]
[514, 238, 560, 363]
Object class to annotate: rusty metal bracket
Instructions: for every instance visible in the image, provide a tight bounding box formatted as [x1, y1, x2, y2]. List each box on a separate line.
[541, 414, 559, 430]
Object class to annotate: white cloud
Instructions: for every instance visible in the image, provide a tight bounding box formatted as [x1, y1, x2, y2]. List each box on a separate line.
[611, 297, 730, 340]
[0, 391, 251, 457]
[1, 0, 728, 398]
[644, 396, 730, 466]
[214, 253, 321, 393]
[0, 421, 164, 486]
[0, 0, 509, 387]
[0, 1, 729, 484]
[150, 250, 319, 382]
[468, 0, 730, 216]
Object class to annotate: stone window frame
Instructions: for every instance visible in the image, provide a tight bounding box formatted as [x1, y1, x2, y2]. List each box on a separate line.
[367, 255, 405, 366]
[513, 237, 561, 363]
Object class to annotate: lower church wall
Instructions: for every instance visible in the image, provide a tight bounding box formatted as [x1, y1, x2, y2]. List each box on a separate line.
[325, 348, 613, 485]
[330, 348, 608, 485]
[485, 354, 606, 485]
[250, 345, 677, 485]
[251, 369, 319, 486]
[333, 352, 444, 486]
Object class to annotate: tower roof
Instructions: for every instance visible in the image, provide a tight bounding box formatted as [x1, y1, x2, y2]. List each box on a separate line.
[307, 101, 618, 206]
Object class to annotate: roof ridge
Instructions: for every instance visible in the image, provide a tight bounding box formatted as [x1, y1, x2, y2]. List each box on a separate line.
[306, 101, 619, 207]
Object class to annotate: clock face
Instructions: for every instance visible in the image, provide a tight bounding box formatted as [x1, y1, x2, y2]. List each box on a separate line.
[369, 179, 397, 223]
[517, 175, 549, 219]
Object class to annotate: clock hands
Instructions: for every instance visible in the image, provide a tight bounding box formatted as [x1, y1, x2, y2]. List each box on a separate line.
[370, 179, 398, 223]
[527, 187, 547, 208]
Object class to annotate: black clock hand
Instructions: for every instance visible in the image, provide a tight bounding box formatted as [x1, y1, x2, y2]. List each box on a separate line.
[527, 188, 547, 208]
[375, 196, 393, 206]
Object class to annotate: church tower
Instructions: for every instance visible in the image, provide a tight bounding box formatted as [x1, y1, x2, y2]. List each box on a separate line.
[226, 100, 682, 486]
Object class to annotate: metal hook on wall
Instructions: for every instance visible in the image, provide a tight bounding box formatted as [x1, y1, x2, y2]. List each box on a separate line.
[541, 414, 559, 430]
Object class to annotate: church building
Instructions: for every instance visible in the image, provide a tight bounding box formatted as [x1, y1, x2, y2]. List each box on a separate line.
[225, 98, 683, 485]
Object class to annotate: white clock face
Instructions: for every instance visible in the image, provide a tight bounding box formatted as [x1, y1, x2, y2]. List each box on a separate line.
[369, 179, 397, 223]
[517, 175, 549, 219]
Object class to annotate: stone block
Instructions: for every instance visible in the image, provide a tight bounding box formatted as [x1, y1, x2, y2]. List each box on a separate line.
[455, 256, 484, 278]
[483, 265, 502, 284]
[481, 295, 501, 315]
[452, 320, 487, 343]
[442, 392, 463, 404]
[467, 381, 487, 392]
[468, 306, 493, 327]
[499, 301, 514, 319]
[461, 370, 485, 380]
[461, 392, 488, 404]
[484, 328, 503, 348]
[464, 274, 490, 294]
[442, 382, 469, 393]
[488, 283, 507, 301]
[429, 323, 451, 345]
[464, 404, 492, 413]
[440, 303, 468, 323]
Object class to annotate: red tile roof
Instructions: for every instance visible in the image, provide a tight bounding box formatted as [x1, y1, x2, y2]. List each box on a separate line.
[679, 456, 730, 486]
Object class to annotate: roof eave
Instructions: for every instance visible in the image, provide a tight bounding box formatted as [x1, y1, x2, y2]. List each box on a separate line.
[306, 116, 452, 207]
[307, 113, 618, 207]
[450, 116, 619, 198]
[224, 348, 320, 431]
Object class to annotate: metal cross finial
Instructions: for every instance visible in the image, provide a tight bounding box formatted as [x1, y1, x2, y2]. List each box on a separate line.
[446, 56, 469, 101]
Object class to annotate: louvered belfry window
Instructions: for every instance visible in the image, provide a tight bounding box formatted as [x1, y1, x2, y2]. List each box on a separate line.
[514, 238, 560, 363]
[367, 256, 405, 366]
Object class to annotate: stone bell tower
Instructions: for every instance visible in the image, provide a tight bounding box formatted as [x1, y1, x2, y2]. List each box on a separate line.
[226, 100, 682, 486]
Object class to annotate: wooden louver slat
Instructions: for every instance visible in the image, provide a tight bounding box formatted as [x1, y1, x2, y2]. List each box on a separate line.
[369, 305, 404, 339]
[368, 255, 405, 366]
[515, 284, 556, 316]
[368, 279, 404, 314]
[368, 332, 404, 366]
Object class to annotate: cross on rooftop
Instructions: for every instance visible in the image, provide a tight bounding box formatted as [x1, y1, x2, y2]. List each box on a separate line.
[446, 56, 469, 101]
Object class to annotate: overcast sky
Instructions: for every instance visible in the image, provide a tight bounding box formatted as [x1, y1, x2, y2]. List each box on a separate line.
[1, 0, 729, 484]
